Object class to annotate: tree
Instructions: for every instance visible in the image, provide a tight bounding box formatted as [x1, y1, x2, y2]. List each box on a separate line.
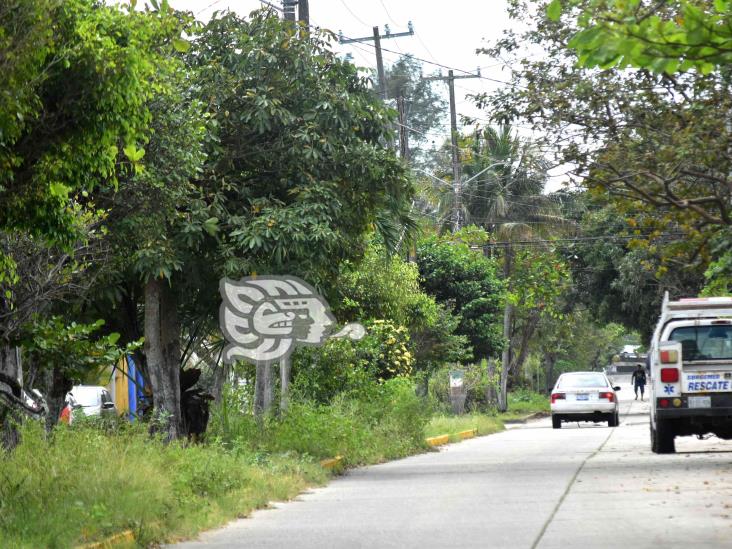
[384, 55, 447, 161]
[0, 0, 190, 441]
[86, 10, 415, 436]
[333, 241, 470, 371]
[416, 236, 505, 362]
[478, 0, 727, 302]
[555, 0, 732, 74]
[452, 126, 567, 410]
[0, 0, 184, 247]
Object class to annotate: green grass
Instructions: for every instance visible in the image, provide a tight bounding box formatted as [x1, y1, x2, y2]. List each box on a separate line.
[0, 386, 548, 548]
[425, 413, 504, 441]
[506, 388, 550, 416]
[425, 390, 549, 441]
[0, 421, 328, 549]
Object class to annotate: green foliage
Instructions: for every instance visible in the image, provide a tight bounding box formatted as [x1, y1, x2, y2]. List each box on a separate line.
[333, 242, 470, 371]
[20, 317, 142, 382]
[191, 11, 414, 280]
[429, 362, 494, 412]
[290, 338, 374, 405]
[211, 377, 432, 466]
[0, 0, 188, 246]
[290, 319, 414, 405]
[510, 249, 569, 318]
[334, 243, 435, 329]
[417, 236, 505, 359]
[566, 0, 732, 74]
[357, 320, 415, 380]
[0, 421, 326, 548]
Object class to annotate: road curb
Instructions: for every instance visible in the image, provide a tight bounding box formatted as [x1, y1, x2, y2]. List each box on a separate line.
[425, 434, 449, 446]
[503, 411, 548, 424]
[320, 455, 344, 470]
[457, 428, 478, 440]
[76, 529, 135, 549]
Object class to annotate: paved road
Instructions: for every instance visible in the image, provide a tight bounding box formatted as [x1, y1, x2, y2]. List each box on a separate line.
[175, 379, 732, 548]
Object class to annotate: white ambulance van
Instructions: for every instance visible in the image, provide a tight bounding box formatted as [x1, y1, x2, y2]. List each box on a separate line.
[649, 293, 732, 453]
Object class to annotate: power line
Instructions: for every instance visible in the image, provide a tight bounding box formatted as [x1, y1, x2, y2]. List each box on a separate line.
[378, 0, 401, 26]
[338, 0, 368, 26]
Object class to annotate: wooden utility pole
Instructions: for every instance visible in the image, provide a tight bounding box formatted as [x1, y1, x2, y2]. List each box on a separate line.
[372, 27, 387, 100]
[397, 96, 409, 161]
[282, 0, 296, 21]
[298, 0, 309, 26]
[339, 22, 414, 101]
[422, 68, 481, 232]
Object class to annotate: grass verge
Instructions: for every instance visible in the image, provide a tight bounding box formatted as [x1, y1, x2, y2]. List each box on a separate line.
[0, 421, 328, 549]
[425, 390, 549, 442]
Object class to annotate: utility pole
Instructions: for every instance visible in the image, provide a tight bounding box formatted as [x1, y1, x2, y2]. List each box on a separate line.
[422, 68, 481, 232]
[282, 0, 296, 21]
[339, 22, 414, 101]
[397, 96, 409, 161]
[298, 0, 309, 26]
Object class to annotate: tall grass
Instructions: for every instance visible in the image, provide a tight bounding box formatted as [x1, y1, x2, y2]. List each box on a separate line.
[0, 421, 327, 548]
[209, 377, 432, 467]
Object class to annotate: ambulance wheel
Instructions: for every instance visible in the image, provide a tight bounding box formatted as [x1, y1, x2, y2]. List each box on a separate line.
[651, 418, 675, 454]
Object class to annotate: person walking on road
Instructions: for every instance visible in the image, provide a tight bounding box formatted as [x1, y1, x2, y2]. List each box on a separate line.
[631, 364, 647, 400]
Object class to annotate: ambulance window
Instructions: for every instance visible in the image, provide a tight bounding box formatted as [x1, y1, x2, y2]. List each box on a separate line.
[669, 326, 732, 360]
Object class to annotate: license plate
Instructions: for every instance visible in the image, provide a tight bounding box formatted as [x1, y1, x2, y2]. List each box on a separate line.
[576, 394, 589, 401]
[688, 396, 711, 408]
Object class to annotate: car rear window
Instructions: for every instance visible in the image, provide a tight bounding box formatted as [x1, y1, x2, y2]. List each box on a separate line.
[71, 387, 100, 407]
[556, 374, 608, 389]
[670, 325, 732, 360]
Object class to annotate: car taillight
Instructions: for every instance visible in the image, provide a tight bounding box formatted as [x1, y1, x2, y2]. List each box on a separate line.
[660, 349, 678, 363]
[599, 392, 615, 402]
[660, 368, 679, 383]
[551, 393, 565, 404]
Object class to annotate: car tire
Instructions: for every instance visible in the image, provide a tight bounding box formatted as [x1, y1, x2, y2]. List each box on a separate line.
[552, 415, 562, 429]
[651, 418, 675, 454]
[608, 412, 619, 427]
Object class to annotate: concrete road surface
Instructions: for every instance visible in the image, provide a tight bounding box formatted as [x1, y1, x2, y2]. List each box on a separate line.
[173, 379, 732, 548]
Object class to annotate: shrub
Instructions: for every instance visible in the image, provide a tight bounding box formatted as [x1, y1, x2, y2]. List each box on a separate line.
[210, 377, 431, 467]
[428, 362, 493, 412]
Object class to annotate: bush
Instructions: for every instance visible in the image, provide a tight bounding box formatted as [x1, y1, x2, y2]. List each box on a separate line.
[428, 362, 493, 413]
[210, 377, 432, 467]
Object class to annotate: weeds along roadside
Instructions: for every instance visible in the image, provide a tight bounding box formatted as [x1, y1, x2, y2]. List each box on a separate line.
[0, 380, 547, 548]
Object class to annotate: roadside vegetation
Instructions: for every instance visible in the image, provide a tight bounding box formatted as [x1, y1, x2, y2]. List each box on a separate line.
[5, 0, 730, 547]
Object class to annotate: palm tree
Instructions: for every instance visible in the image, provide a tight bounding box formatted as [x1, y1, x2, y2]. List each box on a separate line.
[461, 126, 570, 411]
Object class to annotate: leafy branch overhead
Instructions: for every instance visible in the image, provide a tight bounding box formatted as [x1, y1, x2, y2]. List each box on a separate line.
[552, 0, 732, 74]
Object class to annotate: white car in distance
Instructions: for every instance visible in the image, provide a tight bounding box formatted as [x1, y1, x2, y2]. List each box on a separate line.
[550, 372, 621, 429]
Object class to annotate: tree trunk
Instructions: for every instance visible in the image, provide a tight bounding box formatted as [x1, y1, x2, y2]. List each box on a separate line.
[45, 366, 72, 432]
[485, 359, 498, 408]
[211, 361, 227, 404]
[498, 245, 514, 412]
[0, 345, 22, 449]
[144, 277, 181, 441]
[254, 362, 275, 417]
[280, 356, 291, 414]
[545, 353, 557, 393]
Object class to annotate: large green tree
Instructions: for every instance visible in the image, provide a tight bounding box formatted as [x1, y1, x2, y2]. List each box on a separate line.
[89, 10, 415, 437]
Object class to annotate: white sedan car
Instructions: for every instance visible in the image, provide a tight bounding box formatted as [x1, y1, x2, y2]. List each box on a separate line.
[550, 372, 621, 429]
